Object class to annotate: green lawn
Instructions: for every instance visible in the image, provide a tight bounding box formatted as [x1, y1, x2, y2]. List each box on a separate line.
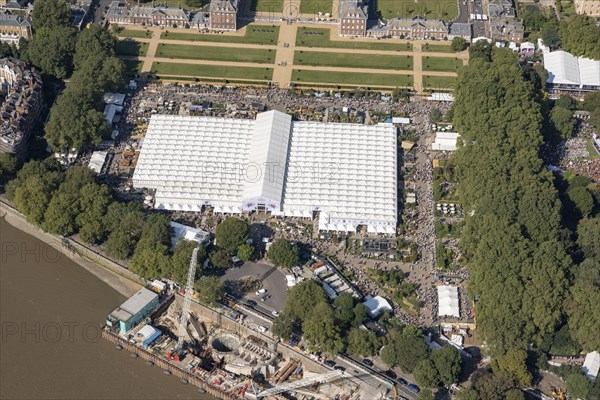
[156, 43, 276, 64]
[422, 43, 457, 53]
[151, 62, 274, 81]
[161, 25, 280, 45]
[295, 50, 412, 70]
[251, 0, 284, 12]
[155, 0, 206, 8]
[292, 69, 413, 87]
[423, 75, 456, 89]
[116, 40, 149, 57]
[377, 0, 459, 20]
[117, 29, 152, 39]
[422, 57, 462, 72]
[300, 0, 332, 14]
[296, 27, 413, 51]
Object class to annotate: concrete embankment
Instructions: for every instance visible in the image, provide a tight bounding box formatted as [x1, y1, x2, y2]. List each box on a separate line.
[0, 199, 142, 298]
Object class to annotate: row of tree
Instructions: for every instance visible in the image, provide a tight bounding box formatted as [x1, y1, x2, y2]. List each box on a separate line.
[452, 49, 572, 356]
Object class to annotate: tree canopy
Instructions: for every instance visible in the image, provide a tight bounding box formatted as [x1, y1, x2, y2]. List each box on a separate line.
[268, 239, 299, 269]
[31, 0, 72, 31]
[559, 15, 600, 60]
[215, 218, 249, 253]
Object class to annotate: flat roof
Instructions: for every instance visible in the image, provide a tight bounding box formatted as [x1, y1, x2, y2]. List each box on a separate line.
[110, 287, 158, 323]
[133, 111, 397, 233]
[544, 50, 600, 88]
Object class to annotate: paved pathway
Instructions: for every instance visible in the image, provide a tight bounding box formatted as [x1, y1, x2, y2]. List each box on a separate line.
[141, 29, 160, 73]
[272, 22, 298, 86]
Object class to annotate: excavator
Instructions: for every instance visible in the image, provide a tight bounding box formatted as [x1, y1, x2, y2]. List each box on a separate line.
[551, 387, 567, 400]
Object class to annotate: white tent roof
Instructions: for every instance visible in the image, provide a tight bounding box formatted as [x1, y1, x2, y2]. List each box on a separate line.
[544, 50, 600, 88]
[362, 295, 393, 317]
[88, 151, 108, 174]
[583, 351, 600, 380]
[437, 285, 460, 318]
[432, 132, 460, 151]
[134, 112, 397, 234]
[427, 93, 454, 102]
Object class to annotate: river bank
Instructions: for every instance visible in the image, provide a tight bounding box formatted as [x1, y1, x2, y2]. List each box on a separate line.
[0, 200, 142, 298]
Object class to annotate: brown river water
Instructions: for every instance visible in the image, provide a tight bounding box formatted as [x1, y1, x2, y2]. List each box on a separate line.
[0, 217, 213, 400]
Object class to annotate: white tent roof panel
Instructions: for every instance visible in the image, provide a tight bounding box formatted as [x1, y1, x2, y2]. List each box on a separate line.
[437, 285, 460, 318]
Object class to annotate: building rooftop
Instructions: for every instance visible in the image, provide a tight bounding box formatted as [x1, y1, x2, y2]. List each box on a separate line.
[544, 50, 600, 88]
[109, 287, 158, 323]
[133, 111, 398, 233]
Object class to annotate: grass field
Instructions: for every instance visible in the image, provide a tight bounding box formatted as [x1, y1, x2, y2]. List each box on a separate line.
[423, 75, 456, 89]
[300, 0, 332, 14]
[161, 25, 280, 45]
[117, 29, 151, 39]
[151, 62, 274, 81]
[376, 0, 459, 20]
[295, 50, 413, 70]
[422, 57, 462, 72]
[292, 69, 413, 87]
[422, 43, 458, 53]
[296, 27, 412, 51]
[116, 40, 149, 57]
[251, 0, 284, 12]
[156, 43, 276, 64]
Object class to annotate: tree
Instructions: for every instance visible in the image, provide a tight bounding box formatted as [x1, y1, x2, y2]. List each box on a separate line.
[283, 280, 328, 321]
[468, 40, 492, 61]
[451, 37, 467, 51]
[541, 25, 560, 49]
[566, 280, 600, 350]
[505, 389, 526, 400]
[215, 218, 249, 253]
[268, 239, 299, 269]
[381, 333, 429, 373]
[565, 373, 591, 399]
[346, 328, 379, 357]
[567, 187, 594, 218]
[417, 388, 435, 400]
[194, 276, 224, 306]
[413, 359, 440, 388]
[237, 243, 254, 261]
[559, 15, 600, 60]
[583, 91, 600, 112]
[492, 349, 532, 387]
[31, 0, 72, 30]
[76, 183, 113, 243]
[6, 160, 63, 225]
[272, 311, 295, 339]
[577, 216, 600, 260]
[334, 292, 355, 329]
[303, 302, 344, 354]
[456, 388, 479, 400]
[555, 96, 576, 111]
[105, 229, 136, 260]
[210, 249, 231, 269]
[170, 240, 206, 285]
[27, 27, 76, 79]
[353, 303, 368, 326]
[550, 106, 575, 139]
[73, 25, 117, 71]
[0, 153, 18, 176]
[473, 372, 515, 400]
[432, 346, 462, 387]
[129, 237, 170, 279]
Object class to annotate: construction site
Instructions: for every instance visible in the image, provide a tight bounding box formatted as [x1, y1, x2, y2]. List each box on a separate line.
[101, 248, 365, 400]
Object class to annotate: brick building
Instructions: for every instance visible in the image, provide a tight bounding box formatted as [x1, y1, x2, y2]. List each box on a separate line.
[386, 18, 448, 39]
[0, 58, 44, 162]
[338, 0, 368, 37]
[208, 0, 239, 31]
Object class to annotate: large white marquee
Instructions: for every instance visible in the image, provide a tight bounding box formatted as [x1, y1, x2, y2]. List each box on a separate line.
[133, 110, 398, 233]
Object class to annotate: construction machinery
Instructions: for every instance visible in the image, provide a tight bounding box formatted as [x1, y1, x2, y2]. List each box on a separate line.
[167, 247, 199, 361]
[256, 369, 344, 398]
[551, 387, 567, 400]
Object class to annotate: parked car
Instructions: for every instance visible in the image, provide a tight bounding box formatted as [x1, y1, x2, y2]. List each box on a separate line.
[255, 288, 266, 295]
[407, 384, 421, 394]
[362, 359, 374, 367]
[246, 299, 257, 307]
[323, 359, 336, 368]
[385, 370, 397, 380]
[334, 366, 346, 372]
[397, 377, 408, 385]
[271, 311, 279, 317]
[256, 325, 267, 333]
[260, 294, 271, 302]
